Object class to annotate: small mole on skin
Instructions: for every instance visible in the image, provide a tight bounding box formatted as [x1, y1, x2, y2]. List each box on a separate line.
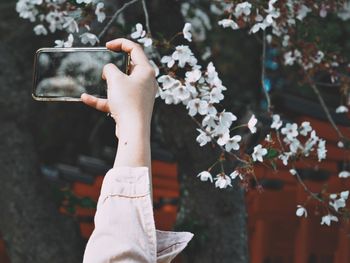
[124, 141, 128, 145]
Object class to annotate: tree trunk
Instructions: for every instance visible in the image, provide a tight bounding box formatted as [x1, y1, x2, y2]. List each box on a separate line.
[0, 2, 84, 262]
[156, 105, 249, 263]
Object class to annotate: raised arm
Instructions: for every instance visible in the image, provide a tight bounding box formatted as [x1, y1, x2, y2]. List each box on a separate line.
[81, 38, 158, 171]
[81, 38, 193, 263]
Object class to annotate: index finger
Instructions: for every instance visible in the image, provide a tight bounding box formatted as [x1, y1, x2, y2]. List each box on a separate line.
[106, 38, 150, 67]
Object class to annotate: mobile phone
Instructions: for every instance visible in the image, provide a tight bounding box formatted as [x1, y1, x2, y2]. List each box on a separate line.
[32, 47, 130, 101]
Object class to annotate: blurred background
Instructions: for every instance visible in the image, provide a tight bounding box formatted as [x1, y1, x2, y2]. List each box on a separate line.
[1, 0, 350, 262]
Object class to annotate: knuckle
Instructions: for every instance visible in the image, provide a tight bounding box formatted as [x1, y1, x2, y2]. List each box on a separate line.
[134, 43, 143, 50]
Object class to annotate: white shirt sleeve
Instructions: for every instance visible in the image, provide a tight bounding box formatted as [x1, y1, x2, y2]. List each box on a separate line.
[83, 167, 193, 263]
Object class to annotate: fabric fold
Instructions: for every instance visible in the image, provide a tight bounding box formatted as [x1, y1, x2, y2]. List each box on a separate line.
[83, 166, 193, 263]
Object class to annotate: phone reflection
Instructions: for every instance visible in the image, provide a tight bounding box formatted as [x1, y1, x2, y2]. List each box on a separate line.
[34, 50, 126, 100]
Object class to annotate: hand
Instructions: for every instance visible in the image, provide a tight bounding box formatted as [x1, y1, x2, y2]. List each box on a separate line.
[81, 38, 158, 131]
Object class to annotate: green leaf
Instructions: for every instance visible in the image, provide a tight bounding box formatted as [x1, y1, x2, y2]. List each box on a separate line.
[265, 148, 279, 159]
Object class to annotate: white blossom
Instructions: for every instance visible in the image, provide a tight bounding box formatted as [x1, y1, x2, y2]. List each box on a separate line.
[338, 141, 345, 148]
[289, 138, 301, 153]
[317, 139, 327, 162]
[63, 17, 79, 33]
[230, 170, 243, 180]
[46, 10, 65, 33]
[225, 135, 242, 152]
[234, 2, 252, 17]
[183, 22, 192, 42]
[289, 169, 297, 175]
[138, 36, 153, 47]
[279, 152, 291, 166]
[336, 105, 348, 113]
[187, 99, 208, 116]
[209, 87, 224, 103]
[341, 190, 349, 200]
[329, 197, 346, 212]
[281, 123, 298, 141]
[300, 121, 312, 136]
[202, 114, 218, 130]
[297, 5, 312, 21]
[218, 19, 239, 30]
[271, 114, 282, 130]
[55, 34, 74, 48]
[321, 214, 338, 226]
[252, 144, 267, 162]
[80, 32, 99, 46]
[296, 205, 307, 218]
[131, 23, 146, 39]
[95, 2, 106, 23]
[248, 114, 258, 133]
[217, 131, 230, 146]
[265, 134, 272, 142]
[196, 128, 212, 146]
[339, 170, 350, 178]
[76, 0, 94, 4]
[33, 24, 47, 35]
[172, 45, 196, 68]
[173, 85, 190, 101]
[185, 69, 202, 83]
[197, 171, 213, 183]
[219, 111, 237, 128]
[215, 174, 232, 189]
[161, 55, 175, 68]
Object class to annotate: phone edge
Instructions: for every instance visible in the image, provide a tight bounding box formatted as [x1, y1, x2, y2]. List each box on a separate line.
[32, 47, 130, 102]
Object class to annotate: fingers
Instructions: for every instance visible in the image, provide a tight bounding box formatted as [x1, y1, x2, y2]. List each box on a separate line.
[106, 38, 150, 67]
[102, 63, 124, 85]
[81, 93, 110, 113]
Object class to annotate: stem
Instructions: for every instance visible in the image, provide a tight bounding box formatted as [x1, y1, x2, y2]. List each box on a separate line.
[261, 31, 272, 113]
[98, 0, 140, 40]
[293, 168, 324, 203]
[230, 124, 247, 132]
[141, 0, 152, 36]
[307, 75, 345, 140]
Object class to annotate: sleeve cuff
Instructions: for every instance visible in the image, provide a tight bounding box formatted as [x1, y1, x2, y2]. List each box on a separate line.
[99, 167, 150, 198]
[156, 230, 194, 262]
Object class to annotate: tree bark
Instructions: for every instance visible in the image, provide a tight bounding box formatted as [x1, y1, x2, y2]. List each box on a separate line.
[156, 104, 249, 263]
[0, 2, 84, 262]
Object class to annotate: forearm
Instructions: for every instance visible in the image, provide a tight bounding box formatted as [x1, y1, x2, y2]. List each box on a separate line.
[113, 120, 152, 171]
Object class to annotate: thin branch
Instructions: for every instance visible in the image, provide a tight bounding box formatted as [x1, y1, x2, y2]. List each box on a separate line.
[98, 0, 140, 40]
[141, 0, 152, 36]
[314, 81, 341, 87]
[293, 168, 324, 203]
[261, 31, 272, 113]
[307, 76, 346, 140]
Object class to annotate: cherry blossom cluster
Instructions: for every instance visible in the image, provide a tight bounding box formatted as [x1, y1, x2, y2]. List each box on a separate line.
[16, 0, 105, 47]
[210, 0, 350, 113]
[296, 188, 349, 226]
[268, 115, 327, 165]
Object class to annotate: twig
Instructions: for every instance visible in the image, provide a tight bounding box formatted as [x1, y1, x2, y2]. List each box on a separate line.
[314, 81, 341, 87]
[141, 0, 152, 36]
[307, 76, 346, 140]
[261, 31, 272, 113]
[293, 168, 324, 203]
[98, 0, 140, 40]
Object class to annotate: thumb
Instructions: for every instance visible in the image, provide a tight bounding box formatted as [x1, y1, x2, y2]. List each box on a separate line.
[102, 63, 125, 86]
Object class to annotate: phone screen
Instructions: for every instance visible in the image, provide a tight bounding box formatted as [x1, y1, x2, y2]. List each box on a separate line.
[32, 48, 129, 101]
